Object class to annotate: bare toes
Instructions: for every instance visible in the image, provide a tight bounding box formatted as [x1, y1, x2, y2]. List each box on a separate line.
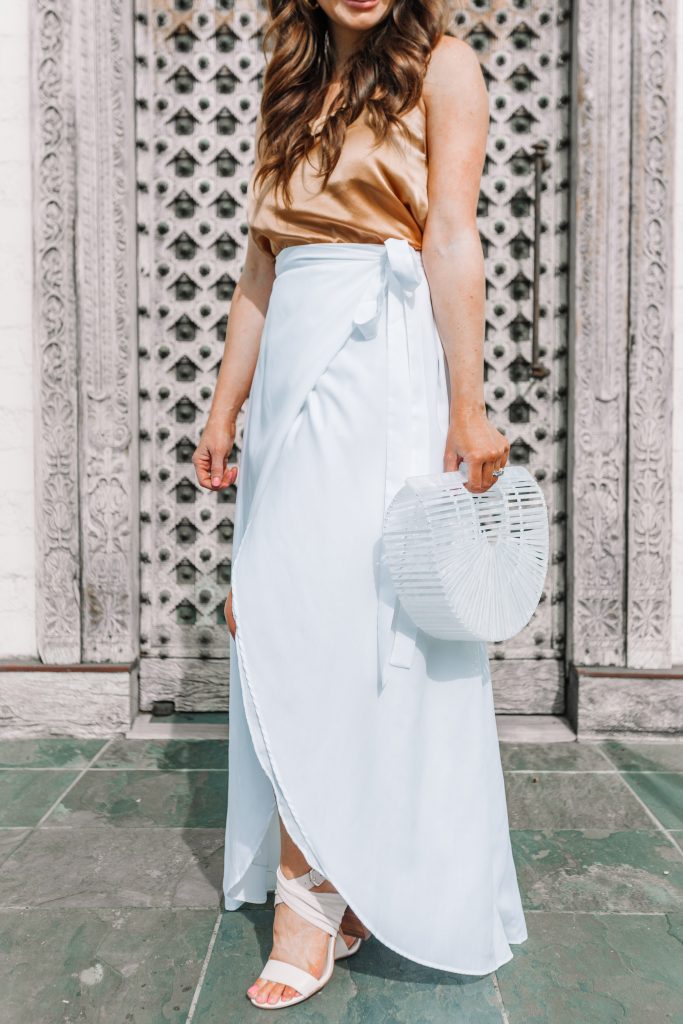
[267, 983, 286, 1005]
[246, 977, 266, 1000]
[254, 980, 273, 1004]
[281, 985, 299, 1002]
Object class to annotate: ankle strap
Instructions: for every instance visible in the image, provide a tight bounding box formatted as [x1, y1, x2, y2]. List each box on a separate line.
[274, 866, 347, 938]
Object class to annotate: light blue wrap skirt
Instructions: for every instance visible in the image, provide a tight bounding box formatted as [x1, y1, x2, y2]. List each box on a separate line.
[222, 238, 528, 975]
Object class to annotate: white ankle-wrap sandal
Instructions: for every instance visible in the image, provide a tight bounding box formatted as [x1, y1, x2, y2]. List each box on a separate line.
[249, 866, 348, 1010]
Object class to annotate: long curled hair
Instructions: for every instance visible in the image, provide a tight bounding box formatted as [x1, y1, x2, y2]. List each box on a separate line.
[253, 0, 450, 205]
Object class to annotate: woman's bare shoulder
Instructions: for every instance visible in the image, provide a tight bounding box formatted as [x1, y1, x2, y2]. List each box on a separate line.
[423, 35, 486, 112]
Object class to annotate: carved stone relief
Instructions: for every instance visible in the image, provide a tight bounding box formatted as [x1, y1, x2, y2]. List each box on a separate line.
[31, 0, 82, 663]
[567, 0, 676, 673]
[30, 0, 139, 667]
[72, 0, 139, 662]
[626, 0, 675, 669]
[567, 0, 632, 667]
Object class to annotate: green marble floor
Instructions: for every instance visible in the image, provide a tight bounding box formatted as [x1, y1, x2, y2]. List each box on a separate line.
[0, 733, 682, 1023]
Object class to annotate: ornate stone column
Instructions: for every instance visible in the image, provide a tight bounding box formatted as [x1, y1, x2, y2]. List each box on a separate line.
[626, 0, 676, 669]
[0, 0, 140, 736]
[567, 0, 680, 734]
[31, 0, 82, 665]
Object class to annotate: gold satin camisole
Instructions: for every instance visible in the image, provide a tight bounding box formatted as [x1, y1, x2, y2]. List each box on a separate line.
[247, 96, 428, 258]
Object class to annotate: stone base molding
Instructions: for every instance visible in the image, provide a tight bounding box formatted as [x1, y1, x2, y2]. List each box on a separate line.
[0, 663, 137, 738]
[568, 665, 683, 738]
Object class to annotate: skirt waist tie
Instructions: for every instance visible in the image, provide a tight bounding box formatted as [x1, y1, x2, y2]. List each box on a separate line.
[351, 237, 432, 690]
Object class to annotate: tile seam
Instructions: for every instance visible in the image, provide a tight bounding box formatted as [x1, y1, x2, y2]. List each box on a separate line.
[0, 738, 117, 855]
[184, 909, 223, 1023]
[32, 737, 119, 829]
[592, 744, 683, 856]
[491, 972, 511, 1024]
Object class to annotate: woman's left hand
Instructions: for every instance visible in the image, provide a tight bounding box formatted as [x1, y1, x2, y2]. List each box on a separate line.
[443, 413, 510, 493]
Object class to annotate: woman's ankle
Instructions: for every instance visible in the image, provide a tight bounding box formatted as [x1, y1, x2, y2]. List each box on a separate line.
[279, 862, 338, 894]
[280, 860, 310, 882]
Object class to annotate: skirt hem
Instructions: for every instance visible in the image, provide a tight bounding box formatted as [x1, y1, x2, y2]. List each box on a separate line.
[228, 563, 528, 977]
[222, 891, 528, 978]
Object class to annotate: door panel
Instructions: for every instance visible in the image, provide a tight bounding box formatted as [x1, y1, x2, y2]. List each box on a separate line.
[134, 0, 570, 713]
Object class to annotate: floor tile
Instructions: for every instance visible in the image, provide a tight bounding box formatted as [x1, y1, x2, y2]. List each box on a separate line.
[496, 912, 683, 1024]
[42, 769, 228, 828]
[0, 737, 106, 769]
[504, 773, 652, 830]
[192, 905, 505, 1023]
[93, 736, 228, 770]
[0, 828, 30, 866]
[0, 827, 224, 908]
[512, 829, 683, 912]
[0, 770, 80, 826]
[621, 773, 683, 829]
[500, 742, 609, 772]
[600, 740, 683, 773]
[0, 907, 216, 1024]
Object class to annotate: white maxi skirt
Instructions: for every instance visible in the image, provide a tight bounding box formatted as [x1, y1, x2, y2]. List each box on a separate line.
[222, 238, 528, 975]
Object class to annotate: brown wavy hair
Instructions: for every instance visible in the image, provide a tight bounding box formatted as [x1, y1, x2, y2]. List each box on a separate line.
[253, 0, 450, 205]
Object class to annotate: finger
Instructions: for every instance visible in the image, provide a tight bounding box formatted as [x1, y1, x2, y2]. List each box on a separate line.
[218, 463, 238, 489]
[465, 458, 484, 493]
[192, 450, 214, 489]
[209, 449, 228, 489]
[480, 459, 496, 492]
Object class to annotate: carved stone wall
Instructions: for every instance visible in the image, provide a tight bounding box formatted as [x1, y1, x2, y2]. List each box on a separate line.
[30, 0, 139, 667]
[567, 0, 676, 672]
[626, 0, 676, 669]
[26, 0, 678, 727]
[73, 0, 139, 662]
[566, 0, 632, 668]
[31, 0, 81, 663]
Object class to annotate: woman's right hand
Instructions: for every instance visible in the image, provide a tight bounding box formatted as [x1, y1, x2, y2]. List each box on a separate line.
[192, 417, 238, 491]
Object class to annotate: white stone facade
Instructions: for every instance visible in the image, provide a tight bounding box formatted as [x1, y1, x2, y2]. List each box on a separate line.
[0, 5, 35, 658]
[0, 2, 680, 733]
[673, 0, 683, 664]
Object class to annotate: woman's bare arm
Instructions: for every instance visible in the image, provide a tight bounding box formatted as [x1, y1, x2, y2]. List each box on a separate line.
[192, 233, 275, 491]
[422, 36, 509, 493]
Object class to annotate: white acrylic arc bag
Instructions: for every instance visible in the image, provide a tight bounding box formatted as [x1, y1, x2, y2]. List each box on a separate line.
[382, 465, 549, 643]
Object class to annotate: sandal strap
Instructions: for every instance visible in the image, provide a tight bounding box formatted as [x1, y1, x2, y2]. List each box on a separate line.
[274, 866, 347, 939]
[258, 957, 321, 997]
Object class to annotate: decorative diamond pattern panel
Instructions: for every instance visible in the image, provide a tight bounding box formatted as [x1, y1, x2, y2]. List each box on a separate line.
[134, 0, 570, 700]
[451, 0, 571, 666]
[135, 0, 267, 666]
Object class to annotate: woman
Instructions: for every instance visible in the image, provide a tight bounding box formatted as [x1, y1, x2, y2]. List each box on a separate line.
[192, 0, 527, 1009]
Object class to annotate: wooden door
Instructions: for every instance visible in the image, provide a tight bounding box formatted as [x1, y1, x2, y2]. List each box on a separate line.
[134, 0, 571, 714]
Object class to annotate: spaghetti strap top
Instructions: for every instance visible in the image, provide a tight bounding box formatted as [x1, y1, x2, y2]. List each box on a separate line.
[247, 96, 428, 258]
